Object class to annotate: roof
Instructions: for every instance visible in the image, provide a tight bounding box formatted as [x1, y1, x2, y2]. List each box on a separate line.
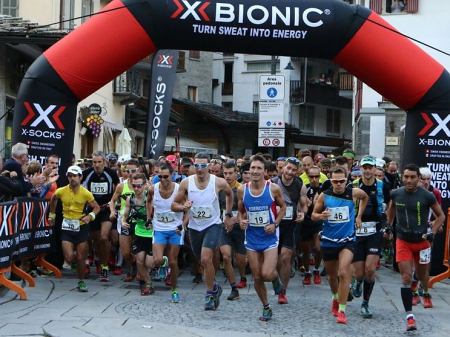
[173, 97, 258, 126]
[0, 15, 67, 44]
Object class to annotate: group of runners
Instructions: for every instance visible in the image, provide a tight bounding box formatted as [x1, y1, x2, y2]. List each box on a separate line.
[48, 150, 445, 332]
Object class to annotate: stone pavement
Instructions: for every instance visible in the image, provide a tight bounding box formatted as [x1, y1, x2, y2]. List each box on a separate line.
[0, 265, 449, 337]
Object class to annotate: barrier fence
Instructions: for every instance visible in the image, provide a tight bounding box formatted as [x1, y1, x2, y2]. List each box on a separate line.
[429, 207, 450, 288]
[0, 197, 61, 300]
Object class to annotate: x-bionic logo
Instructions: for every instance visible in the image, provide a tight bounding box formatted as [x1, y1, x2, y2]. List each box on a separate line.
[418, 112, 450, 137]
[158, 54, 174, 65]
[21, 102, 65, 130]
[171, 0, 210, 21]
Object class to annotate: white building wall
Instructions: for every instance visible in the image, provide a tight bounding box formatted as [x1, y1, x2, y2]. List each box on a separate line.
[369, 115, 385, 158]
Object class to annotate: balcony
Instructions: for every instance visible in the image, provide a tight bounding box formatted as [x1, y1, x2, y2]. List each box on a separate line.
[290, 80, 352, 108]
[222, 82, 233, 96]
[338, 72, 353, 99]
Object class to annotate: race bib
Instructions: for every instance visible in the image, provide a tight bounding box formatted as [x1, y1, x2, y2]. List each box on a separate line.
[62, 218, 80, 232]
[356, 221, 377, 236]
[283, 206, 293, 220]
[419, 247, 431, 264]
[156, 211, 176, 223]
[248, 210, 270, 227]
[328, 206, 349, 223]
[192, 206, 213, 219]
[91, 182, 108, 195]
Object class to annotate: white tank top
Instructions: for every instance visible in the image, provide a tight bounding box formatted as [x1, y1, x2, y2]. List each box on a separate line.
[152, 182, 183, 231]
[187, 174, 221, 231]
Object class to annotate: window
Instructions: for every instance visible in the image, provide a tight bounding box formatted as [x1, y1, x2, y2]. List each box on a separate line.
[370, 0, 418, 14]
[222, 102, 232, 111]
[0, 0, 18, 16]
[253, 101, 259, 114]
[177, 51, 186, 72]
[61, 0, 75, 29]
[299, 105, 315, 133]
[113, 72, 130, 95]
[189, 50, 201, 60]
[326, 109, 341, 135]
[188, 86, 198, 102]
[81, 0, 93, 23]
[246, 61, 280, 73]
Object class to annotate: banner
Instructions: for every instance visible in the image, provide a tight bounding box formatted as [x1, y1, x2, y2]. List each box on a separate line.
[145, 50, 179, 159]
[404, 111, 450, 275]
[0, 198, 52, 269]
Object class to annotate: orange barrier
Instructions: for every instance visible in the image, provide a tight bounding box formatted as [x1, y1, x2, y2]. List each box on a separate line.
[429, 207, 450, 288]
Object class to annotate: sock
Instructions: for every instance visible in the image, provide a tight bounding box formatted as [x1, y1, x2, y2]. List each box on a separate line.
[263, 303, 270, 310]
[363, 279, 375, 302]
[230, 282, 237, 291]
[339, 304, 346, 312]
[401, 286, 413, 313]
[356, 279, 363, 289]
[332, 292, 338, 300]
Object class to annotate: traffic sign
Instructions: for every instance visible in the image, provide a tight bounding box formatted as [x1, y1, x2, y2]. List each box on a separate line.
[258, 128, 285, 147]
[259, 75, 285, 100]
[258, 101, 284, 128]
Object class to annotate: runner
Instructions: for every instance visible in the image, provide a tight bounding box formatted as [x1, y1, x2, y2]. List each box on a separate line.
[387, 164, 445, 331]
[171, 153, 234, 311]
[219, 161, 247, 301]
[298, 166, 324, 286]
[82, 151, 120, 281]
[109, 159, 140, 281]
[147, 163, 185, 303]
[272, 157, 307, 304]
[312, 167, 368, 324]
[350, 155, 390, 318]
[123, 173, 154, 296]
[237, 154, 286, 321]
[48, 166, 100, 292]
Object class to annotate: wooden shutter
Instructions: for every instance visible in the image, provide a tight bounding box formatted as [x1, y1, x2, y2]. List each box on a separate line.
[370, 0, 383, 14]
[405, 0, 419, 13]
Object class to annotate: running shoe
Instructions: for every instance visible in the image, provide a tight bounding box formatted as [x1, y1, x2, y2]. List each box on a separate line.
[204, 294, 216, 311]
[213, 284, 223, 309]
[78, 280, 88, 292]
[412, 292, 421, 306]
[113, 266, 123, 276]
[406, 315, 417, 331]
[100, 266, 109, 282]
[331, 299, 339, 317]
[236, 279, 247, 289]
[272, 277, 282, 295]
[227, 289, 240, 301]
[303, 272, 312, 285]
[259, 306, 273, 322]
[423, 293, 433, 308]
[336, 311, 347, 324]
[360, 302, 373, 318]
[351, 279, 362, 298]
[123, 273, 134, 282]
[313, 270, 321, 285]
[141, 282, 154, 296]
[278, 290, 288, 305]
[171, 290, 180, 303]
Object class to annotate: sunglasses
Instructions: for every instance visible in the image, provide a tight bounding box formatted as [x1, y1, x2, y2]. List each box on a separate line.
[132, 183, 144, 188]
[331, 179, 346, 184]
[158, 174, 170, 179]
[127, 169, 138, 173]
[194, 163, 208, 169]
[308, 175, 320, 179]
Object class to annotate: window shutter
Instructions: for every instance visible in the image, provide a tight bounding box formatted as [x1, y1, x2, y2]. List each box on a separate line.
[405, 0, 419, 13]
[370, 0, 383, 14]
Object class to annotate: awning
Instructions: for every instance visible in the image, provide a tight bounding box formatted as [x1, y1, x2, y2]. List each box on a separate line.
[164, 136, 218, 155]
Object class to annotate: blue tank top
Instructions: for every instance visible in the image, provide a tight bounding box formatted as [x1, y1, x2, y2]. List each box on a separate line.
[243, 181, 278, 249]
[321, 186, 355, 248]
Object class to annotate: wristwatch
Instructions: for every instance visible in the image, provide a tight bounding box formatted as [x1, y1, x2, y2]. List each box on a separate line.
[225, 212, 233, 218]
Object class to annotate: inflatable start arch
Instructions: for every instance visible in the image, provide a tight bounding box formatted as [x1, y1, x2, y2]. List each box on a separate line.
[13, 0, 450, 211]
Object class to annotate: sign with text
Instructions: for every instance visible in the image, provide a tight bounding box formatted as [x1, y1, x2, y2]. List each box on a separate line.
[258, 101, 285, 128]
[258, 128, 285, 147]
[259, 75, 285, 101]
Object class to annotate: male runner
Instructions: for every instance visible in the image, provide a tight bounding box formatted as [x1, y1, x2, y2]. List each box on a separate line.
[312, 167, 368, 324]
[237, 155, 286, 321]
[387, 164, 444, 331]
[172, 153, 233, 311]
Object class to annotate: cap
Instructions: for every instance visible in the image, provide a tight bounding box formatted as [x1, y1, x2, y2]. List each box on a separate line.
[342, 149, 355, 159]
[118, 154, 132, 163]
[66, 165, 82, 176]
[106, 153, 118, 162]
[375, 158, 386, 168]
[360, 155, 376, 166]
[165, 154, 177, 163]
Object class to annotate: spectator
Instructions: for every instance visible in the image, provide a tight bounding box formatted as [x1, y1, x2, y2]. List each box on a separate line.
[342, 148, 355, 170]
